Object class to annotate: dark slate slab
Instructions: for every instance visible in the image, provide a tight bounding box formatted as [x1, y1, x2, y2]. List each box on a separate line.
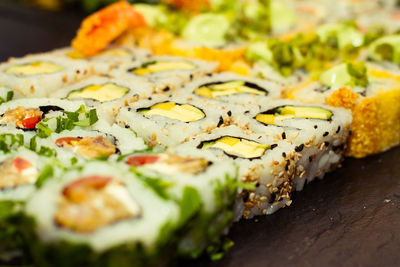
[1, 3, 399, 266]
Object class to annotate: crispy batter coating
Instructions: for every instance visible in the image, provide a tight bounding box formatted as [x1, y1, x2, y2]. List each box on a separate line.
[326, 87, 400, 158]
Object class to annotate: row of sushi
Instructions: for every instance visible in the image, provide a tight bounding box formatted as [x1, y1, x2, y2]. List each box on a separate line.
[0, 50, 351, 264]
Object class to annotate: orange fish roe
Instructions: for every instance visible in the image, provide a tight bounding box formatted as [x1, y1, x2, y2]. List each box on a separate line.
[71, 1, 146, 57]
[326, 87, 400, 158]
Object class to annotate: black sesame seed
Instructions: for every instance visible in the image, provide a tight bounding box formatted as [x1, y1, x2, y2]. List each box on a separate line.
[309, 156, 313, 162]
[189, 74, 193, 80]
[271, 144, 278, 149]
[162, 86, 170, 92]
[285, 162, 289, 171]
[244, 110, 250, 114]
[295, 144, 304, 152]
[314, 125, 318, 129]
[324, 141, 330, 147]
[206, 73, 212, 77]
[217, 116, 224, 127]
[127, 108, 132, 111]
[323, 131, 329, 137]
[227, 111, 232, 116]
[256, 183, 260, 187]
[336, 126, 341, 133]
[242, 192, 249, 202]
[282, 132, 286, 139]
[148, 97, 152, 100]
[282, 152, 286, 158]
[268, 193, 276, 204]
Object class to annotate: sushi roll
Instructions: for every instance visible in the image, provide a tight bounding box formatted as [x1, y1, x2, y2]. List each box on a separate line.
[0, 54, 94, 98]
[239, 99, 352, 190]
[172, 72, 282, 106]
[21, 161, 181, 267]
[113, 55, 218, 93]
[173, 125, 299, 220]
[0, 98, 94, 138]
[0, 146, 60, 261]
[123, 148, 238, 258]
[33, 120, 147, 166]
[116, 94, 235, 148]
[48, 46, 153, 75]
[286, 60, 400, 158]
[50, 75, 156, 123]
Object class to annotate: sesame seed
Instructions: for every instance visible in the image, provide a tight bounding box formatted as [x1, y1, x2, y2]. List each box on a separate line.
[323, 131, 329, 137]
[282, 152, 287, 158]
[336, 126, 341, 133]
[295, 144, 304, 152]
[271, 144, 278, 149]
[314, 125, 318, 129]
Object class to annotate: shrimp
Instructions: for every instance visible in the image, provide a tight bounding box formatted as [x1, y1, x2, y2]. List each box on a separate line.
[71, 1, 146, 57]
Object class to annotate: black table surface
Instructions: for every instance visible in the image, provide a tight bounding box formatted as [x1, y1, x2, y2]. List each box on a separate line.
[1, 3, 400, 266]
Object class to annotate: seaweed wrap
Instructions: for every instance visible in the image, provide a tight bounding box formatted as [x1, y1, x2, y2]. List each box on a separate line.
[21, 161, 181, 267]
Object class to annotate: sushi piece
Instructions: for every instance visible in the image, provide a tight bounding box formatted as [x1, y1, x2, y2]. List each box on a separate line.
[21, 161, 181, 267]
[123, 148, 238, 258]
[48, 46, 153, 75]
[50, 75, 156, 123]
[0, 98, 96, 138]
[33, 120, 147, 166]
[0, 54, 93, 98]
[116, 94, 235, 148]
[173, 125, 299, 220]
[0, 146, 60, 262]
[113, 55, 218, 93]
[239, 99, 352, 190]
[286, 61, 400, 157]
[172, 72, 282, 106]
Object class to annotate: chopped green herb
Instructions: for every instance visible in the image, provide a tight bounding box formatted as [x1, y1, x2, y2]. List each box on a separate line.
[35, 165, 54, 188]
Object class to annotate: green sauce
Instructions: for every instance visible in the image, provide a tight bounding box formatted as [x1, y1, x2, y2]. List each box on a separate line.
[182, 13, 230, 46]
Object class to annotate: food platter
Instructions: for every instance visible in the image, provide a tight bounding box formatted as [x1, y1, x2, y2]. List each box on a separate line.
[0, 2, 399, 266]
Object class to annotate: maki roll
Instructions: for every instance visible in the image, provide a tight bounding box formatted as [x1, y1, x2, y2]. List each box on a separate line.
[0, 147, 59, 262]
[240, 99, 352, 190]
[116, 94, 235, 148]
[114, 55, 218, 93]
[50, 75, 156, 123]
[286, 60, 400, 157]
[0, 54, 93, 98]
[173, 72, 282, 106]
[123, 148, 238, 258]
[33, 120, 147, 166]
[0, 98, 86, 133]
[173, 125, 299, 220]
[21, 161, 181, 267]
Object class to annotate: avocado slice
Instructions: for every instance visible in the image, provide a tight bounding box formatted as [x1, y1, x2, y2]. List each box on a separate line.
[138, 102, 205, 122]
[6, 61, 64, 76]
[200, 136, 270, 159]
[67, 83, 130, 102]
[368, 34, 400, 64]
[194, 80, 268, 98]
[255, 105, 333, 125]
[130, 61, 196, 75]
